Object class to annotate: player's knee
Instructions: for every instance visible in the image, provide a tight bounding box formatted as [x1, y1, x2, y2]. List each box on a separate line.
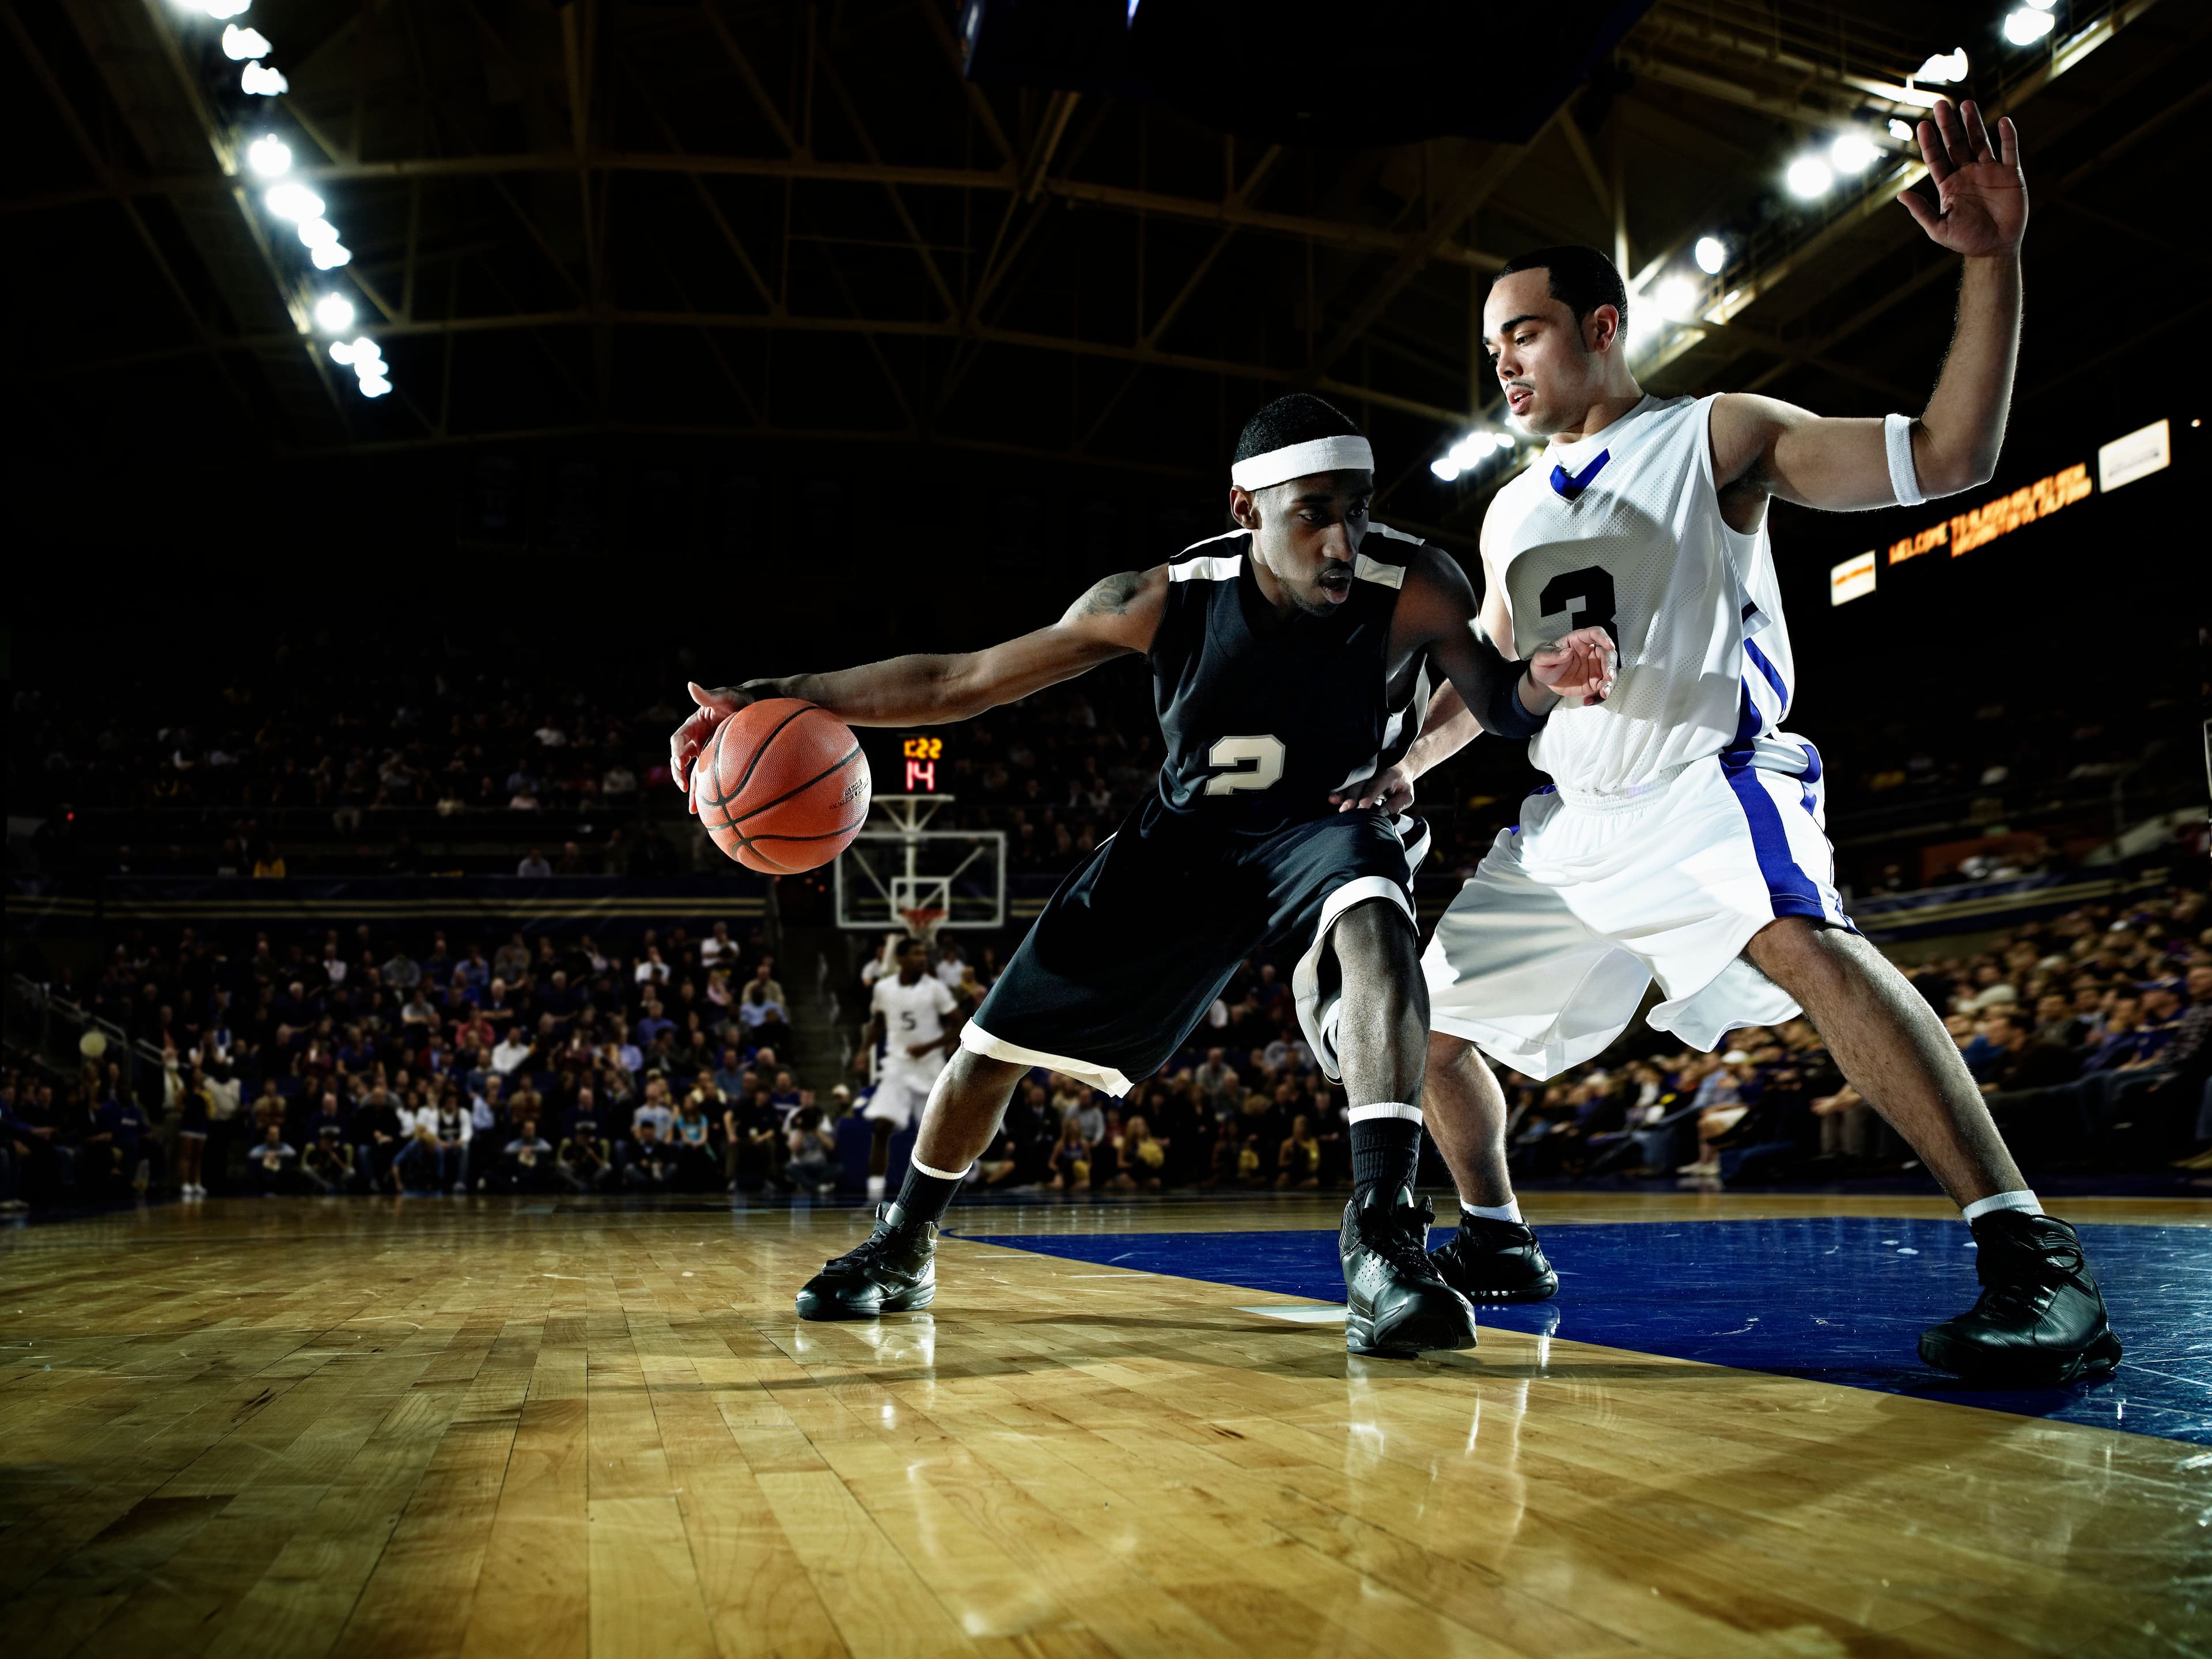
[1428, 1028, 1475, 1073]
[1332, 898, 1418, 978]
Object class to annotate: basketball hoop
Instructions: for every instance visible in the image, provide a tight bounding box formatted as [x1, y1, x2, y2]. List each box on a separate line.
[899, 906, 948, 945]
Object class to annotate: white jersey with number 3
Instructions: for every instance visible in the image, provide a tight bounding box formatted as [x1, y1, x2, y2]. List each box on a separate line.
[1486, 393, 1809, 796]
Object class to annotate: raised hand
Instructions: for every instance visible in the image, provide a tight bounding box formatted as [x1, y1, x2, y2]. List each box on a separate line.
[1531, 626, 1617, 705]
[668, 681, 753, 801]
[1900, 98, 2026, 258]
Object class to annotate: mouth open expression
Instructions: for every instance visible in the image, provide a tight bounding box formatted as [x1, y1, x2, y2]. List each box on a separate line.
[1317, 561, 1353, 604]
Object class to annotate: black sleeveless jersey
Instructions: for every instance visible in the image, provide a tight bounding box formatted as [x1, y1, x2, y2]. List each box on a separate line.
[1148, 525, 1431, 834]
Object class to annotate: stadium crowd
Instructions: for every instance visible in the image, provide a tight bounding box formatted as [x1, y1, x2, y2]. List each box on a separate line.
[1, 917, 821, 1207]
[5, 884, 2204, 1214]
[12, 639, 2190, 889]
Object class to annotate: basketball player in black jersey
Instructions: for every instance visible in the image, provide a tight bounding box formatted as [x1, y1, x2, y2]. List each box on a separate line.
[669, 395, 1613, 1357]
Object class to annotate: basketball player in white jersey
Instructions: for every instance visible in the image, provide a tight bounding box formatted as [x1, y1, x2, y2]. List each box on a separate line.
[1348, 99, 2118, 1382]
[861, 937, 962, 1198]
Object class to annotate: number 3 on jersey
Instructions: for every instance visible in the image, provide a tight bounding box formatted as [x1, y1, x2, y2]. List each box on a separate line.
[1205, 734, 1285, 794]
[1538, 565, 1619, 651]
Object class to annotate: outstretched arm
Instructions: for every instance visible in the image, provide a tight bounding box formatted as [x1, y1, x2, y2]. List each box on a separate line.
[669, 567, 1165, 791]
[1711, 98, 2025, 510]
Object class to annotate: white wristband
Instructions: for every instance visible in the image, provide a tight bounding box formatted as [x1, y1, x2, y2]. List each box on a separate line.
[1884, 412, 1925, 507]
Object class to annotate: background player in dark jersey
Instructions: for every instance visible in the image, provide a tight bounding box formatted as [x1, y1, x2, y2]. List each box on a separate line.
[669, 395, 1612, 1357]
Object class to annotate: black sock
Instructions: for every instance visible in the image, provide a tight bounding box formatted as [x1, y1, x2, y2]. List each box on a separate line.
[1350, 1112, 1422, 1208]
[887, 1160, 963, 1229]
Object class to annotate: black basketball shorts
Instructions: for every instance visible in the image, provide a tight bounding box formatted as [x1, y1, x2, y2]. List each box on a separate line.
[963, 798, 1427, 1096]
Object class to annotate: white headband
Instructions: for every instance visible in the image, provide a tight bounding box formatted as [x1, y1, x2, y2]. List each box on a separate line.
[1229, 434, 1374, 491]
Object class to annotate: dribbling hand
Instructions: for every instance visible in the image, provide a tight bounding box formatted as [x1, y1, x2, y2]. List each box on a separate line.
[1531, 626, 1617, 705]
[668, 681, 753, 802]
[1899, 98, 2026, 259]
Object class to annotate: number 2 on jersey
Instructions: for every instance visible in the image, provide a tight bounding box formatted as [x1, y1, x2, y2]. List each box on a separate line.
[1538, 565, 1619, 650]
[1205, 734, 1285, 794]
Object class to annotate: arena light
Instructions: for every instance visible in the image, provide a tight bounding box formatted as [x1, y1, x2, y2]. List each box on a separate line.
[1786, 157, 1835, 199]
[1912, 48, 1968, 84]
[1888, 118, 1916, 142]
[2003, 7, 2055, 44]
[220, 23, 270, 58]
[1492, 431, 1514, 450]
[263, 181, 321, 220]
[1830, 133, 1881, 173]
[1694, 236, 1726, 276]
[309, 241, 353, 270]
[245, 135, 290, 176]
[1430, 456, 1461, 482]
[312, 293, 354, 331]
[240, 62, 288, 95]
[346, 336, 384, 366]
[184, 0, 251, 16]
[1653, 275, 1698, 323]
[296, 216, 339, 249]
[357, 374, 392, 399]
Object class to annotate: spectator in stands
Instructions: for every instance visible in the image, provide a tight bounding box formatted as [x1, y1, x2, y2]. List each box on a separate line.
[71, 1088, 132, 1201]
[517, 848, 552, 878]
[785, 1106, 835, 1195]
[499, 1119, 555, 1192]
[382, 946, 422, 991]
[557, 1122, 609, 1193]
[1975, 1011, 2081, 1094]
[737, 979, 789, 1055]
[1045, 1108, 1090, 1192]
[302, 1124, 354, 1194]
[490, 1024, 534, 1077]
[249, 1123, 298, 1194]
[1276, 1115, 1322, 1190]
[356, 1087, 404, 1191]
[672, 1095, 717, 1191]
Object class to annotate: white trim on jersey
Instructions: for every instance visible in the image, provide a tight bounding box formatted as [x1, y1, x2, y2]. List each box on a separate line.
[1352, 552, 1405, 589]
[959, 1020, 1132, 1097]
[1368, 522, 1422, 544]
[1169, 555, 1243, 584]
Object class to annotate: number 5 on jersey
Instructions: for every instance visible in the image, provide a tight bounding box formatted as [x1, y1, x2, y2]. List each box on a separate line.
[1205, 734, 1285, 794]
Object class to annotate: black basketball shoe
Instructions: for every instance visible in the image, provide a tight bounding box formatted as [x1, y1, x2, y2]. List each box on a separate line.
[795, 1203, 937, 1321]
[1339, 1190, 1479, 1358]
[1429, 1211, 1559, 1304]
[1917, 1210, 2122, 1384]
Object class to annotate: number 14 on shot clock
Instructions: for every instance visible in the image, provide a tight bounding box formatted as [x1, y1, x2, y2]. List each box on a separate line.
[902, 736, 944, 792]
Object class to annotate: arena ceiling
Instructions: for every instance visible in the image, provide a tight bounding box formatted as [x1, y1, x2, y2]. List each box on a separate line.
[5, 0, 2204, 536]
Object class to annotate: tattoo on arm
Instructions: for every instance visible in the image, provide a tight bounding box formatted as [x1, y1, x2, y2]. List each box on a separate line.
[1070, 570, 1144, 620]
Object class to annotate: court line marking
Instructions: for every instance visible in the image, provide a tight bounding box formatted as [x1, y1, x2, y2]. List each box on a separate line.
[1236, 1303, 1349, 1324]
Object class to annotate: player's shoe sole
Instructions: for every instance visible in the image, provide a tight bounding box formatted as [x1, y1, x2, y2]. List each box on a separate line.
[794, 1281, 936, 1321]
[1917, 1323, 2121, 1387]
[1345, 1304, 1479, 1359]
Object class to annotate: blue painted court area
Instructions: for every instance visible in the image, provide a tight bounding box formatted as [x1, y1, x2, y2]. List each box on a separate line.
[957, 1216, 2212, 1445]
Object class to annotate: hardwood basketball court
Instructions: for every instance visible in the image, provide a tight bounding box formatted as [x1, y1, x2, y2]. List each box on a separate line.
[3, 1191, 2205, 1657]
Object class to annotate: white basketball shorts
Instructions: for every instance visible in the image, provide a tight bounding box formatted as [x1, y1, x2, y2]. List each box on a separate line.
[1422, 745, 1853, 1080]
[862, 1051, 947, 1128]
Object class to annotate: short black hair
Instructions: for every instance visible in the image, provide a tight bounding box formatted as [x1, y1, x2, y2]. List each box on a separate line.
[1495, 244, 1628, 344]
[1233, 392, 1361, 467]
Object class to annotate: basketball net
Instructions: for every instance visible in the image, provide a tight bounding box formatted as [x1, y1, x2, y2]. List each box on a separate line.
[898, 906, 948, 946]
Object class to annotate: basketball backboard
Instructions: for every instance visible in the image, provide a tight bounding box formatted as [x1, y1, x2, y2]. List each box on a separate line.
[834, 795, 1006, 938]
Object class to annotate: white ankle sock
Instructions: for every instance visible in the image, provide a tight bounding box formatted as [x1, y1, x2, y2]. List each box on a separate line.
[1961, 1189, 2043, 1222]
[1460, 1199, 1522, 1224]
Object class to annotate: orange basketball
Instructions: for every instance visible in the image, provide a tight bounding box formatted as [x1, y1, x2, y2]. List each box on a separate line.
[691, 699, 872, 874]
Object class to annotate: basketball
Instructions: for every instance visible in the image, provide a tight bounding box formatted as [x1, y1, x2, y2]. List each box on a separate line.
[691, 698, 871, 874]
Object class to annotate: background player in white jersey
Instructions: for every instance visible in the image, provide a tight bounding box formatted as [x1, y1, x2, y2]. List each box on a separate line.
[859, 937, 962, 1198]
[1346, 99, 2117, 1384]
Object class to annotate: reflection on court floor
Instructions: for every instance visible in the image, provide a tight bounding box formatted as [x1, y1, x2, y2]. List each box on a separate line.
[958, 1217, 2212, 1444]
